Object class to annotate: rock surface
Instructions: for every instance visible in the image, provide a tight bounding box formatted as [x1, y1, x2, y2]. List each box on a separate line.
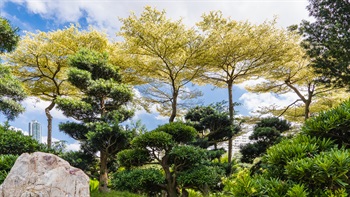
[0, 152, 90, 197]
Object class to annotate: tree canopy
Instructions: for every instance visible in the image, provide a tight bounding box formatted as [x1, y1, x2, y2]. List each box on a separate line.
[301, 0, 350, 88]
[197, 11, 297, 163]
[246, 43, 349, 122]
[0, 17, 26, 121]
[0, 17, 19, 53]
[6, 25, 112, 148]
[119, 7, 208, 122]
[185, 102, 240, 150]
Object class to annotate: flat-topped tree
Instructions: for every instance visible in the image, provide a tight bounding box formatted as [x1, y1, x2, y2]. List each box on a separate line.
[6, 25, 111, 148]
[56, 49, 133, 192]
[246, 44, 349, 122]
[119, 7, 208, 122]
[197, 11, 298, 163]
[0, 17, 26, 121]
[115, 122, 226, 197]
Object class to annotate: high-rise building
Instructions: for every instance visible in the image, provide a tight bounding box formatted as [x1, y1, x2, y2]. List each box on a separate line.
[29, 120, 42, 143]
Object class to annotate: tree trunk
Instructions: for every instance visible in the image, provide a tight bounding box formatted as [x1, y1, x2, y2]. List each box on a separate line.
[181, 188, 189, 197]
[99, 150, 109, 192]
[304, 100, 311, 120]
[169, 91, 178, 123]
[162, 156, 178, 197]
[227, 82, 234, 165]
[200, 184, 210, 197]
[45, 101, 55, 149]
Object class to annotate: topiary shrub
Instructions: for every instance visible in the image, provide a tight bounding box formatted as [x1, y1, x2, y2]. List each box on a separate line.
[111, 168, 164, 196]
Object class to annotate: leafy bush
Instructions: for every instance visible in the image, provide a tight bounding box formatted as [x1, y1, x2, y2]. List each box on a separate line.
[0, 154, 18, 184]
[90, 190, 144, 197]
[177, 165, 224, 195]
[286, 184, 309, 197]
[264, 135, 335, 179]
[111, 168, 164, 196]
[89, 178, 99, 193]
[229, 100, 350, 196]
[303, 99, 350, 148]
[117, 149, 151, 169]
[0, 125, 44, 155]
[285, 149, 350, 194]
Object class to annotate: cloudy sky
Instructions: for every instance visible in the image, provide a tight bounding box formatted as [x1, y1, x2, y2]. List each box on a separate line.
[0, 0, 311, 151]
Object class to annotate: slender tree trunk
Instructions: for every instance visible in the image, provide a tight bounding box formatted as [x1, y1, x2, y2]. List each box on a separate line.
[162, 156, 178, 197]
[227, 82, 234, 165]
[45, 101, 55, 149]
[181, 188, 189, 197]
[304, 100, 311, 120]
[200, 184, 210, 197]
[169, 91, 178, 123]
[99, 150, 109, 192]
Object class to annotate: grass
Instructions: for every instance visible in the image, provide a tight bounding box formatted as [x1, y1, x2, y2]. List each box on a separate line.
[91, 190, 144, 197]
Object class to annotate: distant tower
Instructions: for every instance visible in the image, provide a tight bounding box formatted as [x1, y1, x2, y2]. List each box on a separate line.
[29, 120, 42, 143]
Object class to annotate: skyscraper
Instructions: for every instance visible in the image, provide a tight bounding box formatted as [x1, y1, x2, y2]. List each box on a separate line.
[29, 120, 42, 143]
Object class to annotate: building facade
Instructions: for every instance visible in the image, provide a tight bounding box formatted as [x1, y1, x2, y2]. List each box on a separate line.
[28, 120, 42, 143]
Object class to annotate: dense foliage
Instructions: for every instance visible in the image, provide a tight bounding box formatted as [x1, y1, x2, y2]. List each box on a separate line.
[0, 154, 18, 184]
[115, 122, 227, 196]
[0, 17, 26, 121]
[185, 103, 240, 149]
[240, 117, 291, 163]
[56, 48, 134, 192]
[301, 0, 350, 88]
[224, 99, 350, 196]
[0, 124, 46, 184]
[0, 17, 19, 53]
[0, 125, 45, 155]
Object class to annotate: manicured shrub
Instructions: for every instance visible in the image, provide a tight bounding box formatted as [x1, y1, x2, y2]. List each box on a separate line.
[111, 168, 164, 196]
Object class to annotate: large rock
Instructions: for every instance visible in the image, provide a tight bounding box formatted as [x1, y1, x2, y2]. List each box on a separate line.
[0, 152, 90, 197]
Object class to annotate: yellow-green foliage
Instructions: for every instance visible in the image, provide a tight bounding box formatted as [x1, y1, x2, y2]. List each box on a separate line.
[89, 178, 99, 193]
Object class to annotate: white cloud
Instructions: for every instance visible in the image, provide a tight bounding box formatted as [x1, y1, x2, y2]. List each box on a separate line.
[42, 135, 81, 152]
[4, 0, 310, 39]
[9, 126, 28, 135]
[41, 135, 60, 144]
[239, 92, 300, 115]
[65, 141, 81, 152]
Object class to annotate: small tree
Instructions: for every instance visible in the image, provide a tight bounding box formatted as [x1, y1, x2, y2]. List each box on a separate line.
[240, 117, 290, 163]
[7, 25, 112, 148]
[115, 122, 226, 197]
[56, 49, 133, 192]
[185, 102, 240, 150]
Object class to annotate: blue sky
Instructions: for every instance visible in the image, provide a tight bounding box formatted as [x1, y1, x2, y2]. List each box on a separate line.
[0, 0, 310, 150]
